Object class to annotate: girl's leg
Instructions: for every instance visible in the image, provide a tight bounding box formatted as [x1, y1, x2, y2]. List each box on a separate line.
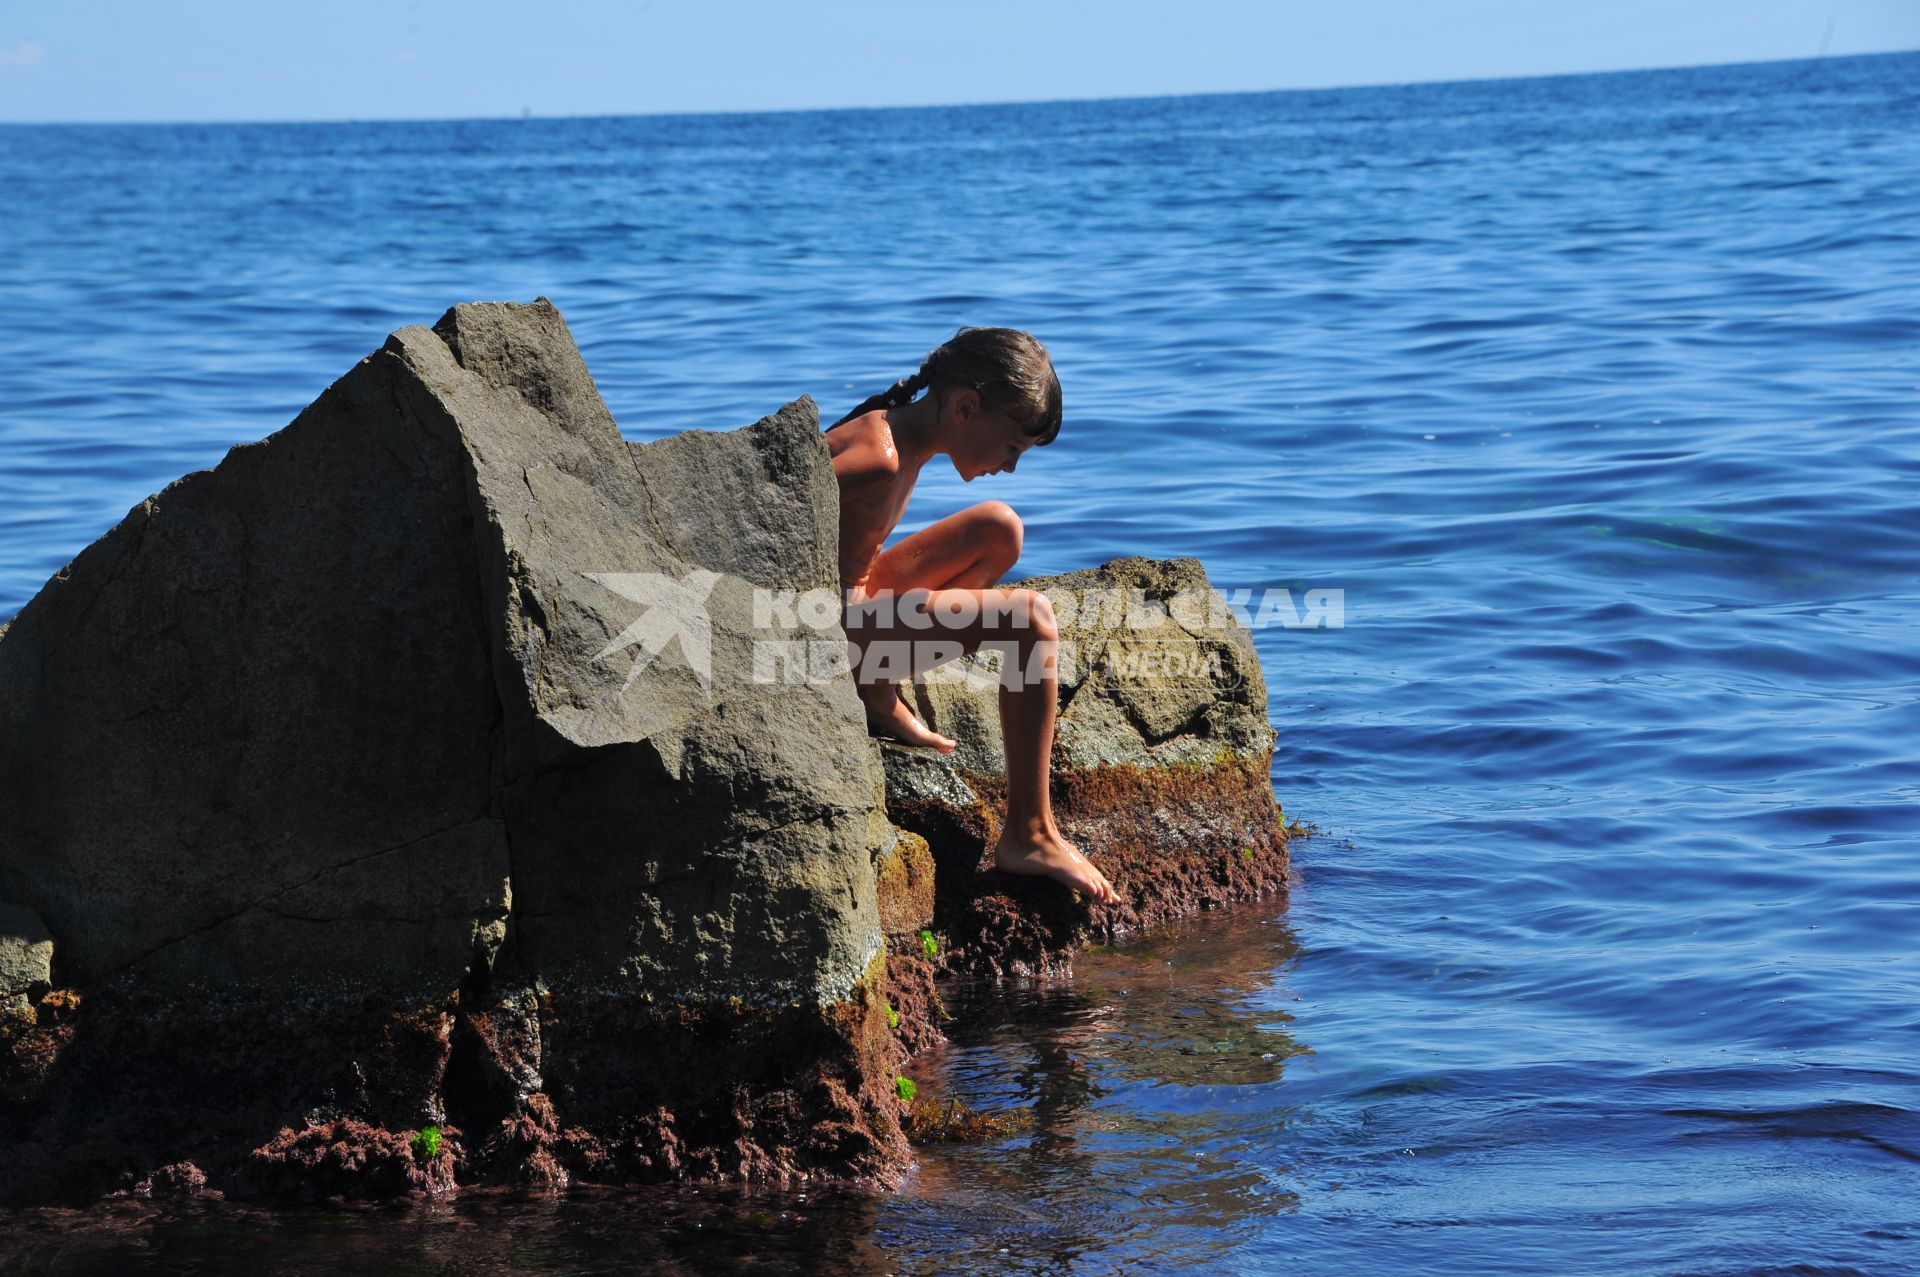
[982, 592, 1119, 904]
[866, 499, 1024, 595]
[856, 501, 1025, 751]
[843, 581, 1117, 904]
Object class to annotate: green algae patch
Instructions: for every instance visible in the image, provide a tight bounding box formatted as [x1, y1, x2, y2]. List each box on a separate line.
[410, 1125, 442, 1161]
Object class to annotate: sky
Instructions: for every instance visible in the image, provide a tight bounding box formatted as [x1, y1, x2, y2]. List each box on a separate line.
[1, 0, 1917, 124]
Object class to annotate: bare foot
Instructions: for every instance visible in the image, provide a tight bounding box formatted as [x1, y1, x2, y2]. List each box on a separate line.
[994, 818, 1120, 905]
[860, 681, 956, 753]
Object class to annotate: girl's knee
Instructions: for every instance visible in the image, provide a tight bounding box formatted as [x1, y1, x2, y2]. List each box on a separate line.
[971, 500, 1023, 564]
[1012, 587, 1058, 644]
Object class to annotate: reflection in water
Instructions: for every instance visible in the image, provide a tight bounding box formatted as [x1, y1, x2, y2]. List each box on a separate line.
[879, 904, 1306, 1275]
[0, 904, 1305, 1277]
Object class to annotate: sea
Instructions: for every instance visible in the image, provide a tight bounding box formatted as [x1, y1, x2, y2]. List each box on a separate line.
[1, 50, 1916, 1277]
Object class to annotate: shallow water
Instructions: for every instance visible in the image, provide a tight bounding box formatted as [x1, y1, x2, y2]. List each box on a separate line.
[3, 50, 1918, 1275]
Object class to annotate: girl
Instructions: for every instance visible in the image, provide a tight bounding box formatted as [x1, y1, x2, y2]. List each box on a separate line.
[828, 328, 1118, 906]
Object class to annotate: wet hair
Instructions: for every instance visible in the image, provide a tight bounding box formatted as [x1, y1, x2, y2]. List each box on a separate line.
[831, 327, 1062, 444]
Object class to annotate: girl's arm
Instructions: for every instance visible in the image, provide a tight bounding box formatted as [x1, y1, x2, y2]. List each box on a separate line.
[827, 420, 904, 600]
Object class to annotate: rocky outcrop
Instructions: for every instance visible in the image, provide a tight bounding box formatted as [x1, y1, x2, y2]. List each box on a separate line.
[0, 298, 900, 1202]
[0, 298, 1291, 1205]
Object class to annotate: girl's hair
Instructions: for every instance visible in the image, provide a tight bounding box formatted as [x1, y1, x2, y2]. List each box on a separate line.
[832, 327, 1062, 444]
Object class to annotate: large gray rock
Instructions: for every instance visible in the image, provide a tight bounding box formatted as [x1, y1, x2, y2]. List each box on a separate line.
[0, 297, 883, 1011]
[0, 298, 907, 1203]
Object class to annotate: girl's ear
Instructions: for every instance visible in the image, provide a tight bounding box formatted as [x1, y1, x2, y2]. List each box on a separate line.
[947, 386, 981, 424]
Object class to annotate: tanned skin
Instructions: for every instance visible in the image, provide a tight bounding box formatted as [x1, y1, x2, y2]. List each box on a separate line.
[828, 387, 1118, 905]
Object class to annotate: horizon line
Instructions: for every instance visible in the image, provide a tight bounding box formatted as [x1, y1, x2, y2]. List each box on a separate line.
[1, 46, 1914, 129]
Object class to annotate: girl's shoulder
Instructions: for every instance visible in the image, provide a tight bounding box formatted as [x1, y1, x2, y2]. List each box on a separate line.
[824, 406, 876, 434]
[825, 412, 900, 484]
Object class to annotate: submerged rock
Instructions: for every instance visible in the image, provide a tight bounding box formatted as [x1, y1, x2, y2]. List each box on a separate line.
[0, 297, 1290, 1203]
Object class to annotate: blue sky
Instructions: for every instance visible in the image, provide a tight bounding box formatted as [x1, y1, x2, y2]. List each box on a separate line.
[2, 0, 1916, 123]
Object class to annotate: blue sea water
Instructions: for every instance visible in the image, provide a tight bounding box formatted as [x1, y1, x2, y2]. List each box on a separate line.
[3, 50, 1918, 1276]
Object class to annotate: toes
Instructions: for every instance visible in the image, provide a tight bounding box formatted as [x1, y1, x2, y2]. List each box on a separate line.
[1061, 847, 1118, 905]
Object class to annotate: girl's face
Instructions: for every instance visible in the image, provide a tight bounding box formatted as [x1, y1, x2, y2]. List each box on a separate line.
[948, 390, 1039, 482]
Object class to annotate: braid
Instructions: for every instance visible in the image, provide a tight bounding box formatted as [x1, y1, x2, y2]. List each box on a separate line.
[831, 362, 933, 428]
